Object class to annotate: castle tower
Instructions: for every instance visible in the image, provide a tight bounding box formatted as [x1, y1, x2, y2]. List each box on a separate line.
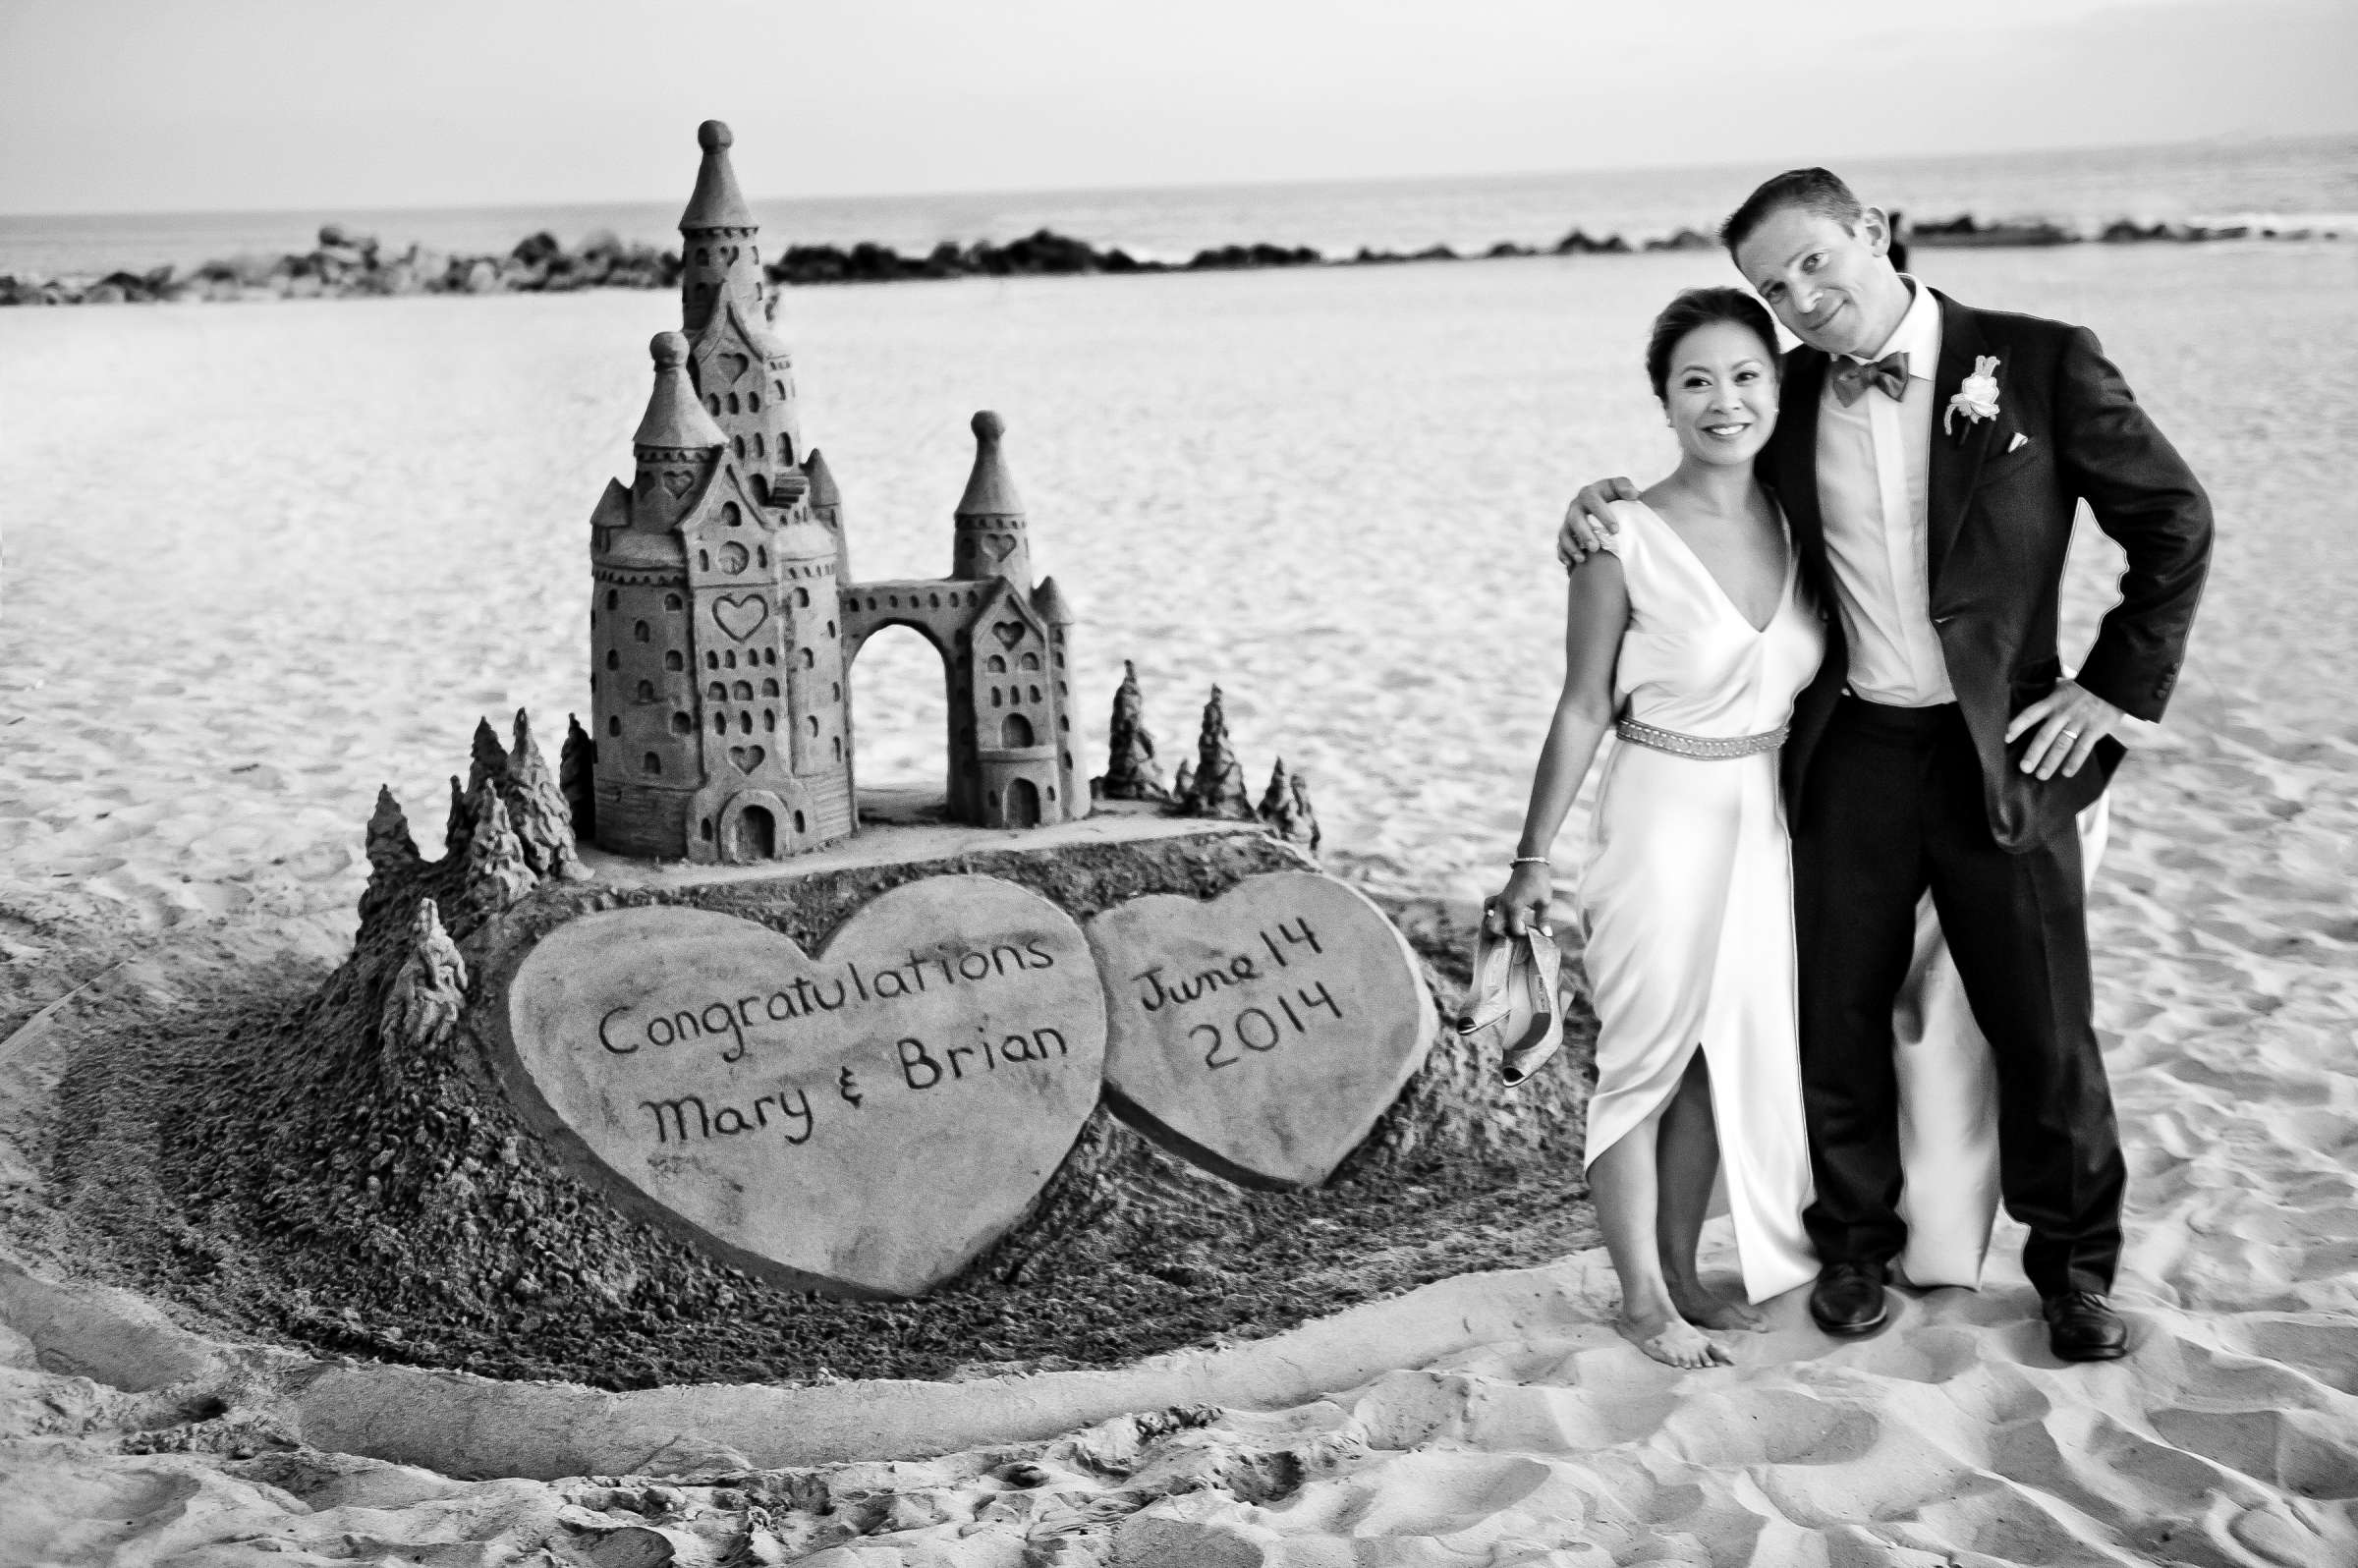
[952, 411, 1033, 585]
[677, 120, 806, 499]
[804, 446, 847, 581]
[589, 333, 854, 863]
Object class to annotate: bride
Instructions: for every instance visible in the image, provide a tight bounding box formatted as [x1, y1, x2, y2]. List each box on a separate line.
[1489, 286, 1819, 1368]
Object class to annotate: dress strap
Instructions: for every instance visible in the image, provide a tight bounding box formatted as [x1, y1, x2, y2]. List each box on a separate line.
[1615, 715, 1788, 759]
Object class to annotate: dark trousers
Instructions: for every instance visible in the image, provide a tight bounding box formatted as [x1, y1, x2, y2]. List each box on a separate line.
[1792, 697, 2124, 1298]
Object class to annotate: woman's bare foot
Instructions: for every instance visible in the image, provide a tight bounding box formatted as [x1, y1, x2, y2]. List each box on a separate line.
[1669, 1280, 1768, 1332]
[1619, 1310, 1733, 1369]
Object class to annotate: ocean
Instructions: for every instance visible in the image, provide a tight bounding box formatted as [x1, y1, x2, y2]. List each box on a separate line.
[2, 134, 2353, 279]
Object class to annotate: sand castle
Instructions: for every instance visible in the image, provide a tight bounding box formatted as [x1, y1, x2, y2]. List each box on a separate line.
[585, 121, 1081, 865]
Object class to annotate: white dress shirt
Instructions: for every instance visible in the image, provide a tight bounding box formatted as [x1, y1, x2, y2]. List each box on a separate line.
[1816, 278, 1953, 707]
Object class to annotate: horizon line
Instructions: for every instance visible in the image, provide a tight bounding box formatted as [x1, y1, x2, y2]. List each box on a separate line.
[5, 129, 2350, 227]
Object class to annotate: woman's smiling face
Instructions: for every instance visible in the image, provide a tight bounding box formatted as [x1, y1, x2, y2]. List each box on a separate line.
[1662, 319, 1778, 468]
[1732, 203, 1908, 359]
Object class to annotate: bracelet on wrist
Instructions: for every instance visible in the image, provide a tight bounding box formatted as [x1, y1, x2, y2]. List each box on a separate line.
[1510, 855, 1549, 868]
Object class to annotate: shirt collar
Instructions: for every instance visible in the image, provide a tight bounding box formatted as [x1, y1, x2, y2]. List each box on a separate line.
[1856, 276, 1938, 373]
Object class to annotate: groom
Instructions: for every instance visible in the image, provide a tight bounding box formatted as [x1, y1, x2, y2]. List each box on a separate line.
[1558, 169, 2211, 1361]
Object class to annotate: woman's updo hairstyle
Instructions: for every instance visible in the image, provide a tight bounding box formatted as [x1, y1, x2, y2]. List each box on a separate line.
[1645, 287, 1779, 402]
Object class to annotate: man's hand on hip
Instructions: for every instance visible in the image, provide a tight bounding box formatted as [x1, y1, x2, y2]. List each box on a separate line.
[1557, 477, 1639, 570]
[2006, 678, 2127, 779]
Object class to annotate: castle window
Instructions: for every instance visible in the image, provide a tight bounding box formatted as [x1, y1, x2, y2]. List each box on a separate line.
[702, 817, 713, 841]
[800, 648, 814, 669]
[775, 379, 786, 398]
[990, 688, 1003, 708]
[763, 709, 776, 732]
[741, 712, 755, 734]
[700, 550, 710, 571]
[826, 621, 836, 639]
[807, 715, 819, 737]
[1002, 714, 1035, 748]
[665, 650, 683, 671]
[708, 682, 725, 700]
[636, 679, 655, 701]
[643, 753, 661, 775]
[697, 248, 709, 265]
[753, 434, 764, 460]
[831, 736, 842, 760]
[714, 713, 727, 734]
[764, 648, 777, 664]
[724, 651, 737, 668]
[605, 649, 620, 670]
[761, 678, 779, 696]
[986, 655, 1006, 674]
[1062, 752, 1074, 771]
[665, 593, 682, 610]
[1029, 686, 1041, 703]
[605, 589, 618, 610]
[1047, 786, 1057, 802]
[705, 395, 720, 416]
[634, 621, 650, 643]
[727, 393, 740, 415]
[796, 588, 811, 607]
[758, 546, 768, 568]
[607, 716, 621, 737]
[706, 652, 719, 669]
[732, 681, 754, 700]
[733, 436, 745, 459]
[671, 712, 691, 734]
[794, 810, 807, 834]
[781, 436, 796, 466]
[831, 681, 840, 700]
[928, 592, 940, 608]
[1020, 652, 1040, 671]
[722, 503, 741, 528]
[749, 393, 760, 411]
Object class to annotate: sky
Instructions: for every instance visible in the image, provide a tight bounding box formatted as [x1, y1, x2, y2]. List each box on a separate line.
[0, 0, 2352, 215]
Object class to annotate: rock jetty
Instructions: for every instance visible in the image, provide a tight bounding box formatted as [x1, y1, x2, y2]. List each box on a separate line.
[4, 210, 2337, 307]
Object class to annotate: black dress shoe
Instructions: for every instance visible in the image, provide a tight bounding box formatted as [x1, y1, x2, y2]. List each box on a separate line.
[1810, 1261, 1890, 1336]
[2044, 1291, 2129, 1361]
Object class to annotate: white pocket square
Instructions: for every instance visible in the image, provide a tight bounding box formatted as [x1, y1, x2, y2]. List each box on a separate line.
[2007, 432, 2031, 453]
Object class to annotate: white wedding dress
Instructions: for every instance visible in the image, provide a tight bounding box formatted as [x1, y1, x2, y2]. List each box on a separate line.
[1579, 499, 2084, 1302]
[1580, 500, 1823, 1305]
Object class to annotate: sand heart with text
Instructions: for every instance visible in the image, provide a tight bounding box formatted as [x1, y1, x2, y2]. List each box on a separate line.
[1086, 871, 1433, 1188]
[496, 877, 1107, 1297]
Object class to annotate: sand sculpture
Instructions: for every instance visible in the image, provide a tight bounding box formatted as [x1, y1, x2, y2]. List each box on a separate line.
[586, 121, 1081, 866]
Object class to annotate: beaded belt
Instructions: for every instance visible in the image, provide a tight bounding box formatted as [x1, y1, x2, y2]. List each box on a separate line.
[1615, 716, 1788, 759]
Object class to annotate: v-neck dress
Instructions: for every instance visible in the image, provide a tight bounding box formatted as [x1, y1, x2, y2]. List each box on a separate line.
[1581, 498, 1822, 1305]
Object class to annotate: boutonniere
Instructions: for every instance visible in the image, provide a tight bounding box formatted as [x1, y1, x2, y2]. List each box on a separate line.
[1943, 356, 2001, 438]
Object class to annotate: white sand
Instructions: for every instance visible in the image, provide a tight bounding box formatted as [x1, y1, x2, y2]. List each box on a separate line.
[4, 243, 2357, 1562]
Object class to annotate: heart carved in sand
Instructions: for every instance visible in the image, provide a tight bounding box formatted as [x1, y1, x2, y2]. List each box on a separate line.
[1085, 871, 1432, 1189]
[712, 593, 768, 642]
[497, 879, 1108, 1297]
[991, 619, 1028, 649]
[727, 746, 764, 773]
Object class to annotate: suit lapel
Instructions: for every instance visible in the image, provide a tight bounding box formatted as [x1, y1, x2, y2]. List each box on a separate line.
[1775, 346, 1830, 579]
[1928, 290, 1995, 586]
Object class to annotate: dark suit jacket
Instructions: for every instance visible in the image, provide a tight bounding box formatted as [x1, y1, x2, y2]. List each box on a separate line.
[1768, 289, 2213, 853]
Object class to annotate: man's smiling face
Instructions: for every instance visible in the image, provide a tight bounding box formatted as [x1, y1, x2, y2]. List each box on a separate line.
[1733, 204, 1908, 359]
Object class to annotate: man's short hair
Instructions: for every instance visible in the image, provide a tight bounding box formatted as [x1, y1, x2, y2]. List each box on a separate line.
[1719, 168, 1867, 256]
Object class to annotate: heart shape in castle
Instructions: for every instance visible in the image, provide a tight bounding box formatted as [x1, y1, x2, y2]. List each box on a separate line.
[497, 878, 1108, 1296]
[728, 746, 764, 773]
[713, 594, 768, 641]
[1085, 871, 1433, 1189]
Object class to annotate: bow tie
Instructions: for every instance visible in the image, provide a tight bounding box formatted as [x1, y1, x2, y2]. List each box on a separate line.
[1831, 351, 1910, 406]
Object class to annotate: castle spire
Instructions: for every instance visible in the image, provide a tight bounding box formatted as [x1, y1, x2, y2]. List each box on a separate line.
[952, 410, 1032, 584]
[679, 119, 757, 232]
[634, 331, 727, 452]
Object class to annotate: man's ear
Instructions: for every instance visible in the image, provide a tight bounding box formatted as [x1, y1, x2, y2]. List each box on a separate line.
[1859, 206, 1892, 257]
